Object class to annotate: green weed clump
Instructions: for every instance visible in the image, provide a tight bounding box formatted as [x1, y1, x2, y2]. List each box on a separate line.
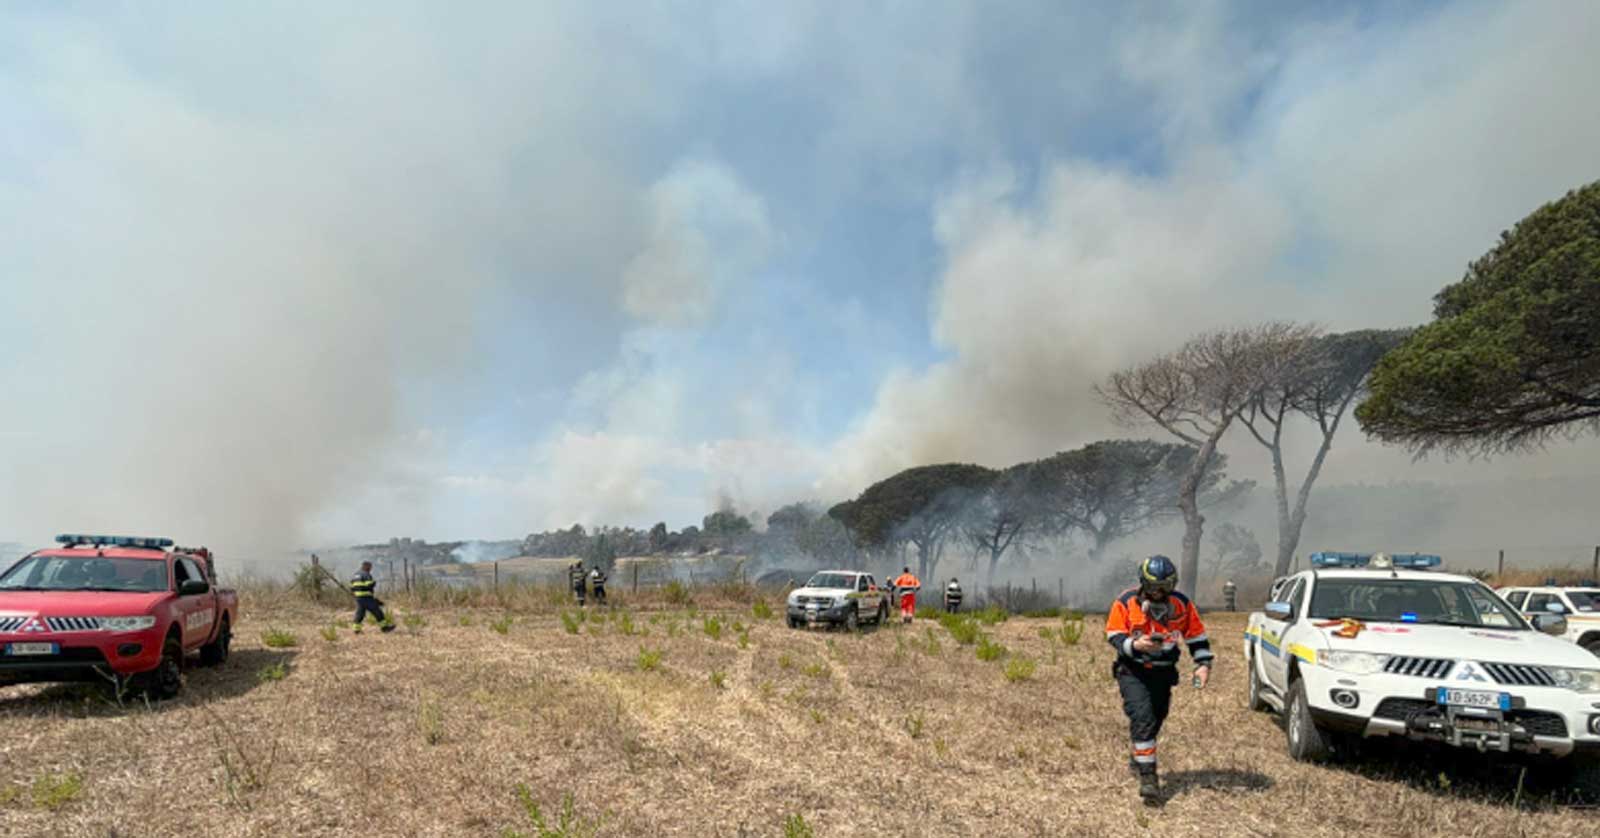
[663, 579, 692, 606]
[940, 613, 980, 645]
[319, 625, 338, 643]
[505, 786, 601, 838]
[702, 616, 723, 641]
[257, 662, 288, 683]
[491, 615, 513, 635]
[560, 612, 581, 635]
[975, 604, 1009, 626]
[636, 647, 663, 672]
[260, 628, 298, 648]
[403, 613, 426, 632]
[459, 615, 473, 627]
[783, 813, 815, 838]
[30, 772, 83, 810]
[1022, 607, 1062, 619]
[710, 670, 728, 690]
[1004, 656, 1037, 682]
[801, 660, 830, 679]
[752, 599, 774, 620]
[975, 634, 1007, 662]
[1059, 618, 1084, 646]
[419, 699, 444, 745]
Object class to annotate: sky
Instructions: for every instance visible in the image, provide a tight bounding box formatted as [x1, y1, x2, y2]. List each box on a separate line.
[1, 1, 1598, 557]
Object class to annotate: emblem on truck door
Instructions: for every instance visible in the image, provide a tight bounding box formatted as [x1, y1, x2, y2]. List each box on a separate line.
[1455, 663, 1488, 682]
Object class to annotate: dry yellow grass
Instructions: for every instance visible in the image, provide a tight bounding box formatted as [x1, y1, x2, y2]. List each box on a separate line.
[0, 589, 1594, 837]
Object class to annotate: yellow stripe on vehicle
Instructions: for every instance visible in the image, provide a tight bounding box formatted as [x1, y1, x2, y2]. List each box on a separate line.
[1287, 643, 1317, 665]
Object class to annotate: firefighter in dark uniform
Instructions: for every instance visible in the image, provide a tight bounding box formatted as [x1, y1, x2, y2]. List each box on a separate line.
[350, 561, 395, 633]
[1104, 555, 1212, 802]
[589, 565, 608, 605]
[569, 561, 587, 606]
[943, 577, 963, 613]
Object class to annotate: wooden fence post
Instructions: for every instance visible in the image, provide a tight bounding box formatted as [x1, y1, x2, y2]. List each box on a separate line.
[633, 563, 639, 594]
[1591, 545, 1598, 582]
[403, 557, 411, 594]
[1498, 549, 1505, 578]
[1058, 578, 1064, 607]
[493, 560, 499, 591]
[310, 554, 323, 596]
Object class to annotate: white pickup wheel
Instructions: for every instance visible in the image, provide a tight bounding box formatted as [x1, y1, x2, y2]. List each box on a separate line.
[1285, 678, 1331, 762]
[1246, 654, 1269, 712]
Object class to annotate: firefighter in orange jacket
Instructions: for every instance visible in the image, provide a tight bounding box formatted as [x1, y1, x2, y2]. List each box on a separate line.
[1104, 555, 1213, 803]
[891, 567, 921, 624]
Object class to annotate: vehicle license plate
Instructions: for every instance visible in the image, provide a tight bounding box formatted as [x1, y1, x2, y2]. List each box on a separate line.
[1437, 688, 1509, 710]
[6, 643, 58, 656]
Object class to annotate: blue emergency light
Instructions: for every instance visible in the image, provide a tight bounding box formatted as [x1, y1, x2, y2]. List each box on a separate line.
[1309, 551, 1442, 570]
[55, 534, 174, 549]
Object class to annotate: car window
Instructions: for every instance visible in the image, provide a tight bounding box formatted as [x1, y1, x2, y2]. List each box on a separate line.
[172, 560, 191, 585]
[856, 576, 869, 592]
[1567, 590, 1600, 612]
[1504, 590, 1527, 609]
[1526, 593, 1563, 613]
[865, 575, 876, 589]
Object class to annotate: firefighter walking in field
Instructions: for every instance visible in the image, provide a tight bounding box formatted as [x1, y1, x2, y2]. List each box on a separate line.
[569, 561, 587, 606]
[589, 565, 608, 605]
[1104, 555, 1213, 803]
[892, 567, 921, 624]
[944, 577, 963, 613]
[350, 561, 396, 633]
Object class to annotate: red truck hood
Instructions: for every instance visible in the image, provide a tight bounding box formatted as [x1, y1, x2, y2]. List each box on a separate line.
[0, 590, 170, 616]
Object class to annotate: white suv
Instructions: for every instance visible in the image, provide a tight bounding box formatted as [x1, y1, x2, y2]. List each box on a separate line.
[785, 570, 890, 630]
[1498, 586, 1600, 656]
[1244, 552, 1600, 783]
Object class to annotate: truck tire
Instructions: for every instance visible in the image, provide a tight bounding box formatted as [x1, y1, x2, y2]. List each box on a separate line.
[843, 605, 860, 632]
[788, 616, 801, 629]
[200, 616, 231, 667]
[876, 601, 890, 625]
[1246, 654, 1269, 712]
[139, 635, 184, 701]
[1285, 677, 1331, 762]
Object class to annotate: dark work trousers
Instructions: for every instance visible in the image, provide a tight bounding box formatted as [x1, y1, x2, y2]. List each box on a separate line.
[592, 585, 606, 604]
[1114, 661, 1178, 773]
[944, 599, 961, 614]
[573, 583, 586, 606]
[353, 597, 387, 626]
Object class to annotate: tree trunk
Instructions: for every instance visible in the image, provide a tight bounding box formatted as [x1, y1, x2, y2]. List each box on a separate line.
[1272, 405, 1346, 577]
[1177, 433, 1223, 597]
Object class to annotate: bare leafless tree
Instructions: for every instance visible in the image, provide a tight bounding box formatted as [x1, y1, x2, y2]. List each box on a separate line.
[1240, 329, 1409, 576]
[1097, 323, 1318, 595]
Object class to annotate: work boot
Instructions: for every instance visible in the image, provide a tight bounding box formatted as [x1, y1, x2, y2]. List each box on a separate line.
[1137, 768, 1161, 805]
[380, 623, 396, 633]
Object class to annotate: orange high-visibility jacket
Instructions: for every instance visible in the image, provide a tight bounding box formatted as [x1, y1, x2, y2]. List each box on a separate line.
[893, 573, 921, 591]
[1104, 588, 1213, 668]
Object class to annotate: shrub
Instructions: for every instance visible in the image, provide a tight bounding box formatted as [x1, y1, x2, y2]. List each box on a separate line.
[783, 813, 815, 838]
[975, 634, 1007, 662]
[940, 614, 979, 646]
[663, 579, 692, 606]
[260, 628, 298, 649]
[1004, 657, 1037, 682]
[506, 786, 601, 838]
[419, 699, 444, 746]
[975, 604, 1009, 626]
[257, 662, 288, 683]
[752, 599, 774, 620]
[636, 647, 663, 672]
[1059, 618, 1084, 646]
[31, 772, 83, 810]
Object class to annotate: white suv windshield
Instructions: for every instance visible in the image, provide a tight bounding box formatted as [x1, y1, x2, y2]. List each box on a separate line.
[1309, 578, 1524, 629]
[804, 573, 855, 590]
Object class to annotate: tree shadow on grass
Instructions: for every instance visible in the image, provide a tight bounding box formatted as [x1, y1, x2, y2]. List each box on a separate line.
[0, 647, 299, 719]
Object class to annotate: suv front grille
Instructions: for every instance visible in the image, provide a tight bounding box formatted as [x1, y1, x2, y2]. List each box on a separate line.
[1383, 657, 1454, 679]
[0, 617, 26, 633]
[797, 596, 836, 607]
[1481, 662, 1556, 687]
[44, 617, 101, 632]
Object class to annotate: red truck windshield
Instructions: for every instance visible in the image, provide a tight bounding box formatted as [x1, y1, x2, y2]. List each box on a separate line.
[0, 555, 168, 593]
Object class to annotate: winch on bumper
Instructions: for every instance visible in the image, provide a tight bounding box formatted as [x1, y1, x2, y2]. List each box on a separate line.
[1301, 667, 1600, 757]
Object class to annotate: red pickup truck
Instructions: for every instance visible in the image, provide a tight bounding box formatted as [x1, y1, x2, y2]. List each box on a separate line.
[0, 534, 238, 699]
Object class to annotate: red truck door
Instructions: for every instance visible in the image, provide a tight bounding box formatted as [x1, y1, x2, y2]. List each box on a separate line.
[172, 556, 217, 649]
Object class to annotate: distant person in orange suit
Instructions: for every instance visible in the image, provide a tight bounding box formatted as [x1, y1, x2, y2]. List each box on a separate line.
[892, 567, 921, 624]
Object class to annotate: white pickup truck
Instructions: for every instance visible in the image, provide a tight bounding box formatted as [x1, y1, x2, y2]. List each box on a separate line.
[1243, 552, 1600, 782]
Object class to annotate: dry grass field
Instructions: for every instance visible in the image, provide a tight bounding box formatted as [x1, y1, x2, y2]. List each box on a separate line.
[0, 585, 1595, 838]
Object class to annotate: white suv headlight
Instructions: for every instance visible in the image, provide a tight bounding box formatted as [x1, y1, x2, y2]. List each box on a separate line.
[98, 616, 157, 632]
[1320, 651, 1388, 675]
[1548, 667, 1600, 693]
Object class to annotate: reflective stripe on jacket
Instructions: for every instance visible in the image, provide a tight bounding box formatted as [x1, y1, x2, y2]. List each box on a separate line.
[350, 572, 376, 599]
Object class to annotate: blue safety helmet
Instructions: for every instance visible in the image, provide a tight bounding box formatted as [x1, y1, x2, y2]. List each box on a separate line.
[1139, 555, 1179, 598]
